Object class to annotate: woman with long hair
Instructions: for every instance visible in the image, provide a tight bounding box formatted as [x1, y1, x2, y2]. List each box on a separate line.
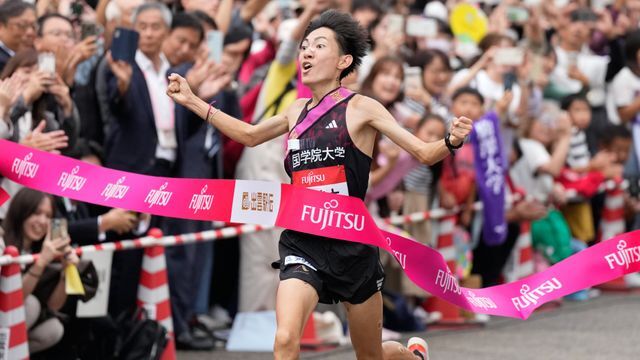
[2, 188, 80, 354]
[167, 10, 471, 359]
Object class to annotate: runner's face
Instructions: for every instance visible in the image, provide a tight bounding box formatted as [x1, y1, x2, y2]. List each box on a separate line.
[299, 27, 346, 86]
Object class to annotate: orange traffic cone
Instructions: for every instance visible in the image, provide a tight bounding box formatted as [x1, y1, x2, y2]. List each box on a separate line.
[137, 229, 176, 360]
[0, 246, 29, 359]
[423, 216, 467, 326]
[300, 312, 339, 351]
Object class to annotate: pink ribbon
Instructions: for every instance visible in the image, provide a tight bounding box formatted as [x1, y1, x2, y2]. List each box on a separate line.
[1, 139, 639, 319]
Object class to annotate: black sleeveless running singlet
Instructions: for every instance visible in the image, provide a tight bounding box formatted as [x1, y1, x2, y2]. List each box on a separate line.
[277, 89, 385, 304]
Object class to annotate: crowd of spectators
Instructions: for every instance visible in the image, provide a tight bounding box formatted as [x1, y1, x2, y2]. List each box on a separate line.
[1, 0, 640, 356]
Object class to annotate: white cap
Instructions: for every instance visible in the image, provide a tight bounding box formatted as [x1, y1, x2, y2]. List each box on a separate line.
[423, 1, 448, 22]
[278, 18, 299, 42]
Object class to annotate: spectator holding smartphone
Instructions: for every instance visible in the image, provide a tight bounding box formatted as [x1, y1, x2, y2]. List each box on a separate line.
[1, 188, 79, 354]
[0, 49, 79, 152]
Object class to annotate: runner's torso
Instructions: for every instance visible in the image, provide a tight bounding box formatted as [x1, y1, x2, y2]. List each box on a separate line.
[284, 88, 371, 198]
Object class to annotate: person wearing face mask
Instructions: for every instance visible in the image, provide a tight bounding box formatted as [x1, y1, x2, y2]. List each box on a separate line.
[2, 188, 80, 355]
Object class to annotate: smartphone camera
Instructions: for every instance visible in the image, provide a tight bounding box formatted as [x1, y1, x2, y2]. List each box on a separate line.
[81, 22, 102, 40]
[503, 72, 517, 91]
[37, 52, 56, 75]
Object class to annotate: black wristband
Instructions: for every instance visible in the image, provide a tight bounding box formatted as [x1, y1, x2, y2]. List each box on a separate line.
[445, 133, 463, 155]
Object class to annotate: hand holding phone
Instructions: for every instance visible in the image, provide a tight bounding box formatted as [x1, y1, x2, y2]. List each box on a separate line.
[206, 30, 224, 64]
[37, 218, 70, 265]
[50, 218, 68, 244]
[81, 22, 103, 40]
[38, 53, 56, 75]
[503, 72, 517, 91]
[111, 27, 139, 64]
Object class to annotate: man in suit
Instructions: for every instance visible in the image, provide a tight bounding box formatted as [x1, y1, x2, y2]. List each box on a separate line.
[105, 2, 175, 177]
[0, 1, 36, 72]
[104, 2, 175, 321]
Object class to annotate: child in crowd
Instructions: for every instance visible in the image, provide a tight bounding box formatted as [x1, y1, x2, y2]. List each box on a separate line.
[438, 88, 484, 227]
[559, 94, 614, 243]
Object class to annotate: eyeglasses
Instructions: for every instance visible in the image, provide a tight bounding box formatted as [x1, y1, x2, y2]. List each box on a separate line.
[43, 30, 75, 40]
[8, 21, 37, 31]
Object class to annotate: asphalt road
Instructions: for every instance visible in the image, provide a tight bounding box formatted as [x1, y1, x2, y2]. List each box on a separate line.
[179, 291, 640, 360]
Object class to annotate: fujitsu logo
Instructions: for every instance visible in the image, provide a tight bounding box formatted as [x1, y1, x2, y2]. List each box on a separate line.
[189, 185, 214, 214]
[435, 268, 462, 295]
[11, 153, 39, 179]
[511, 278, 562, 311]
[300, 171, 325, 185]
[57, 166, 87, 192]
[466, 291, 497, 310]
[101, 177, 130, 201]
[386, 237, 407, 269]
[144, 182, 173, 208]
[604, 240, 640, 270]
[300, 199, 365, 231]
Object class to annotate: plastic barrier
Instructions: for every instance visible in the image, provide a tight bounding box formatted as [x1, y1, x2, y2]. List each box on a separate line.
[0, 246, 29, 360]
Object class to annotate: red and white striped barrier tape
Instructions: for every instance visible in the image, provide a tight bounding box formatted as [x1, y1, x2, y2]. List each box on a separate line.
[0, 179, 626, 267]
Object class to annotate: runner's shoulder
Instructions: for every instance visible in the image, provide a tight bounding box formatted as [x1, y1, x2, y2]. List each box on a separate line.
[286, 98, 310, 116]
[349, 94, 388, 120]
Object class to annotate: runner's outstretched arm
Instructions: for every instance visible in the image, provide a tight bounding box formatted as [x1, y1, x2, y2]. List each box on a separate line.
[167, 73, 290, 147]
[356, 95, 473, 165]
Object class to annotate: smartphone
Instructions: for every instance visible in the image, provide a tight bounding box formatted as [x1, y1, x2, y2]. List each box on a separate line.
[404, 66, 423, 90]
[206, 30, 224, 64]
[50, 218, 68, 242]
[506, 6, 529, 23]
[503, 72, 517, 91]
[529, 54, 544, 83]
[38, 52, 56, 74]
[405, 16, 438, 38]
[111, 27, 139, 64]
[493, 47, 525, 66]
[81, 22, 102, 40]
[570, 9, 598, 22]
[386, 14, 404, 37]
[567, 52, 578, 67]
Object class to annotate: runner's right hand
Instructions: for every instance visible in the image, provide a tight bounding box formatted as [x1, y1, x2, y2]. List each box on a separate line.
[167, 73, 195, 106]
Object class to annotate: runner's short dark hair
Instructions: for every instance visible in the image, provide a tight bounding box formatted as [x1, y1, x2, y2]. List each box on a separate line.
[303, 10, 369, 80]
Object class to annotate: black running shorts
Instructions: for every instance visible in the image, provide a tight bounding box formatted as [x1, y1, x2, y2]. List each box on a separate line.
[273, 229, 385, 304]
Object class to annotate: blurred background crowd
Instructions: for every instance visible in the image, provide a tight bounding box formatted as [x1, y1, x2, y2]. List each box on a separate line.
[0, 0, 640, 357]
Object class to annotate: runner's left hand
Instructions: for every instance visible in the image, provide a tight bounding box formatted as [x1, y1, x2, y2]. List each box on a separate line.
[449, 116, 473, 146]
